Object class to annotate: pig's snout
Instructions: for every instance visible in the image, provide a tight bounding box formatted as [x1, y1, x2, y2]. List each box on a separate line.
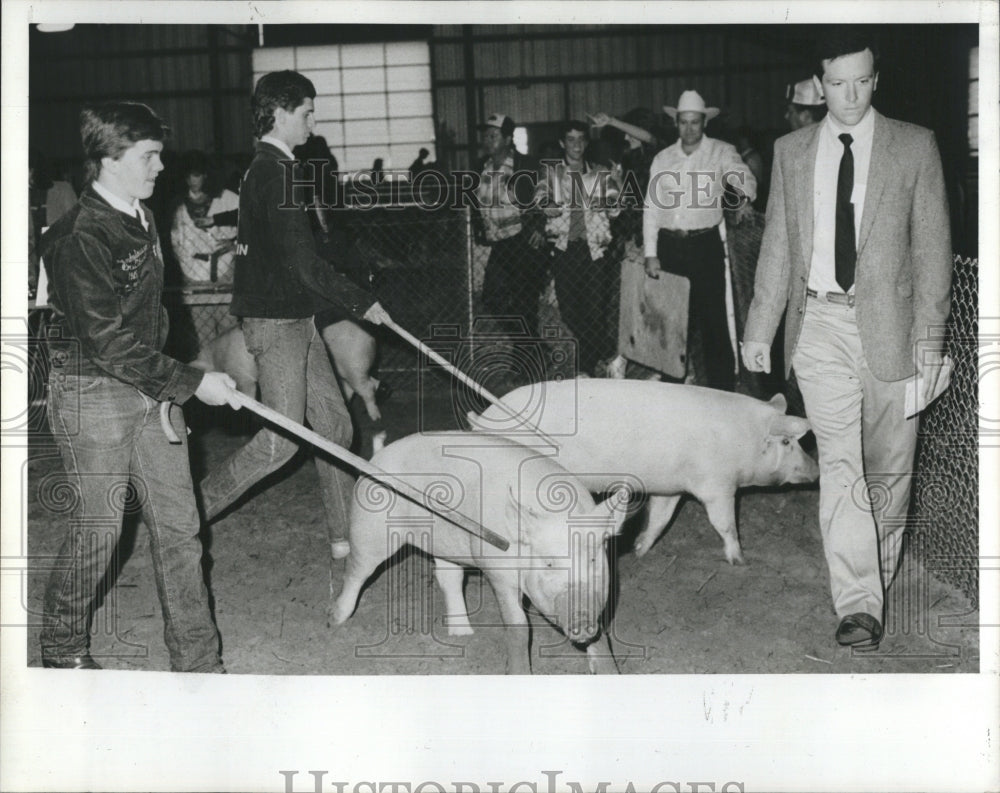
[792, 445, 820, 484]
[554, 591, 603, 643]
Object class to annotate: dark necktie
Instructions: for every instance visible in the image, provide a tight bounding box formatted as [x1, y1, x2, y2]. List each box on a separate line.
[835, 133, 856, 292]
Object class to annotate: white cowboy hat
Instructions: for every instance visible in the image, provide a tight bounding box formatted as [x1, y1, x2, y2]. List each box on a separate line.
[786, 79, 825, 106]
[663, 90, 720, 122]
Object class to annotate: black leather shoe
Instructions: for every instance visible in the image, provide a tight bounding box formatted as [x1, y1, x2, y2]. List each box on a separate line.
[42, 654, 102, 669]
[836, 613, 883, 651]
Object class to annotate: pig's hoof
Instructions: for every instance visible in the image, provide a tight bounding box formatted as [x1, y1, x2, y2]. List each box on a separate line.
[633, 537, 651, 557]
[331, 540, 351, 560]
[725, 550, 747, 566]
[329, 600, 353, 626]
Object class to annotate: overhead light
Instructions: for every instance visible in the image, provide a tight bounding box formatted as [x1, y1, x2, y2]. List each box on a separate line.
[36, 23, 75, 33]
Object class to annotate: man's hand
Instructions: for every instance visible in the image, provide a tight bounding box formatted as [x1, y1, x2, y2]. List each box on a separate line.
[644, 256, 661, 279]
[528, 229, 547, 250]
[363, 301, 392, 325]
[587, 112, 612, 127]
[740, 341, 771, 373]
[730, 201, 755, 226]
[195, 371, 242, 408]
[917, 350, 951, 406]
[193, 216, 215, 230]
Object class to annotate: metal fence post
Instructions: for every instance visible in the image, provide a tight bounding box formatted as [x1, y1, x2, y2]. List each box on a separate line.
[465, 205, 476, 366]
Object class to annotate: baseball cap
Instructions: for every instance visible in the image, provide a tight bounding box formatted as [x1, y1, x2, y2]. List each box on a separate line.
[483, 113, 516, 137]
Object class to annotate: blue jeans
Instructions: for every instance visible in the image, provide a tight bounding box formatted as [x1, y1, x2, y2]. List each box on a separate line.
[199, 317, 354, 544]
[40, 372, 222, 672]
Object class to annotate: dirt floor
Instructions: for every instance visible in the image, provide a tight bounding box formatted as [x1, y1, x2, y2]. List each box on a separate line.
[24, 380, 980, 675]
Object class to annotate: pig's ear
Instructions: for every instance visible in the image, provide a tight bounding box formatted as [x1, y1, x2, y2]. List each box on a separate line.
[769, 413, 812, 439]
[767, 392, 788, 413]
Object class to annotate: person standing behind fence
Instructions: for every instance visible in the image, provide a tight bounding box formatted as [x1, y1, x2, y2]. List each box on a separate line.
[742, 29, 953, 650]
[476, 113, 547, 335]
[169, 149, 239, 284]
[38, 102, 241, 671]
[643, 90, 757, 391]
[199, 70, 391, 561]
[536, 120, 622, 377]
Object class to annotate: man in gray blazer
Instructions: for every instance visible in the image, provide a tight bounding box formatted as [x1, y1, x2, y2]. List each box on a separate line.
[742, 29, 952, 650]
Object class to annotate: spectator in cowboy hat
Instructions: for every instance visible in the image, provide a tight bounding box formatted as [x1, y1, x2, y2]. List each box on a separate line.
[785, 78, 827, 130]
[642, 89, 757, 390]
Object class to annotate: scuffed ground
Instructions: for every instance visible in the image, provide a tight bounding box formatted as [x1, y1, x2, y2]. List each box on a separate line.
[24, 385, 979, 675]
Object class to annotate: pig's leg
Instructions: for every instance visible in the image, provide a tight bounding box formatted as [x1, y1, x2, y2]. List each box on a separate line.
[330, 543, 386, 625]
[433, 559, 474, 636]
[488, 570, 532, 674]
[634, 494, 682, 557]
[702, 493, 745, 565]
[585, 633, 620, 674]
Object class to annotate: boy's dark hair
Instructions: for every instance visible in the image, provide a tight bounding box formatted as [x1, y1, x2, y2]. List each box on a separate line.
[559, 119, 590, 139]
[252, 70, 316, 139]
[179, 149, 209, 178]
[79, 102, 169, 184]
[813, 27, 880, 79]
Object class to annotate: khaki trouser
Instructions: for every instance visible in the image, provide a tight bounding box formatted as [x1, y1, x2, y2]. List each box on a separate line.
[791, 296, 918, 620]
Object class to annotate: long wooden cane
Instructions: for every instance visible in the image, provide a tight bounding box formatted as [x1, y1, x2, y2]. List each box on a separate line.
[159, 398, 509, 551]
[381, 317, 561, 449]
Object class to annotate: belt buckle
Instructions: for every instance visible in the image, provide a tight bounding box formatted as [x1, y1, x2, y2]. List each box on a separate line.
[845, 292, 856, 308]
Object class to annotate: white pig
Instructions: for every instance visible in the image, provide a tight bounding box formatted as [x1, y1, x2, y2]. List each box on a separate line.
[468, 380, 818, 565]
[331, 431, 629, 674]
[319, 319, 384, 422]
[192, 324, 386, 420]
[191, 326, 258, 397]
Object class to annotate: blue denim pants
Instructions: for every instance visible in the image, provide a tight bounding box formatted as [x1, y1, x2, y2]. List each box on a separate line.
[199, 317, 355, 545]
[40, 372, 223, 672]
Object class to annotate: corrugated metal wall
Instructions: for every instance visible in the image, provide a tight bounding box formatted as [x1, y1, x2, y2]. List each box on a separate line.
[29, 24, 254, 163]
[431, 25, 807, 169]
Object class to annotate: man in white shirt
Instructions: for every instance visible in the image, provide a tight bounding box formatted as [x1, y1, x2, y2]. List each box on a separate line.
[643, 90, 757, 390]
[742, 30, 952, 650]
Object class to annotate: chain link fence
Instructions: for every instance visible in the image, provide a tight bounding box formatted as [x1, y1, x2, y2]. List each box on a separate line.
[911, 255, 979, 606]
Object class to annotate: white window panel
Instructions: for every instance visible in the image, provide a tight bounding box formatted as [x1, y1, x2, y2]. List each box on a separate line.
[386, 41, 430, 65]
[341, 66, 387, 94]
[313, 122, 345, 148]
[386, 65, 430, 92]
[389, 116, 435, 143]
[387, 91, 432, 117]
[252, 47, 294, 73]
[295, 45, 341, 70]
[345, 119, 390, 146]
[313, 94, 344, 123]
[341, 42, 387, 67]
[300, 69, 342, 96]
[343, 93, 388, 119]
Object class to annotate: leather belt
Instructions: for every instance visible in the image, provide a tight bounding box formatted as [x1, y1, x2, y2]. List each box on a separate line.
[806, 287, 855, 307]
[660, 226, 716, 239]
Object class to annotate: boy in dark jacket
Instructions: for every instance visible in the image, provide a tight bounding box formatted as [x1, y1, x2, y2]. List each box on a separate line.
[199, 70, 390, 561]
[39, 102, 240, 671]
